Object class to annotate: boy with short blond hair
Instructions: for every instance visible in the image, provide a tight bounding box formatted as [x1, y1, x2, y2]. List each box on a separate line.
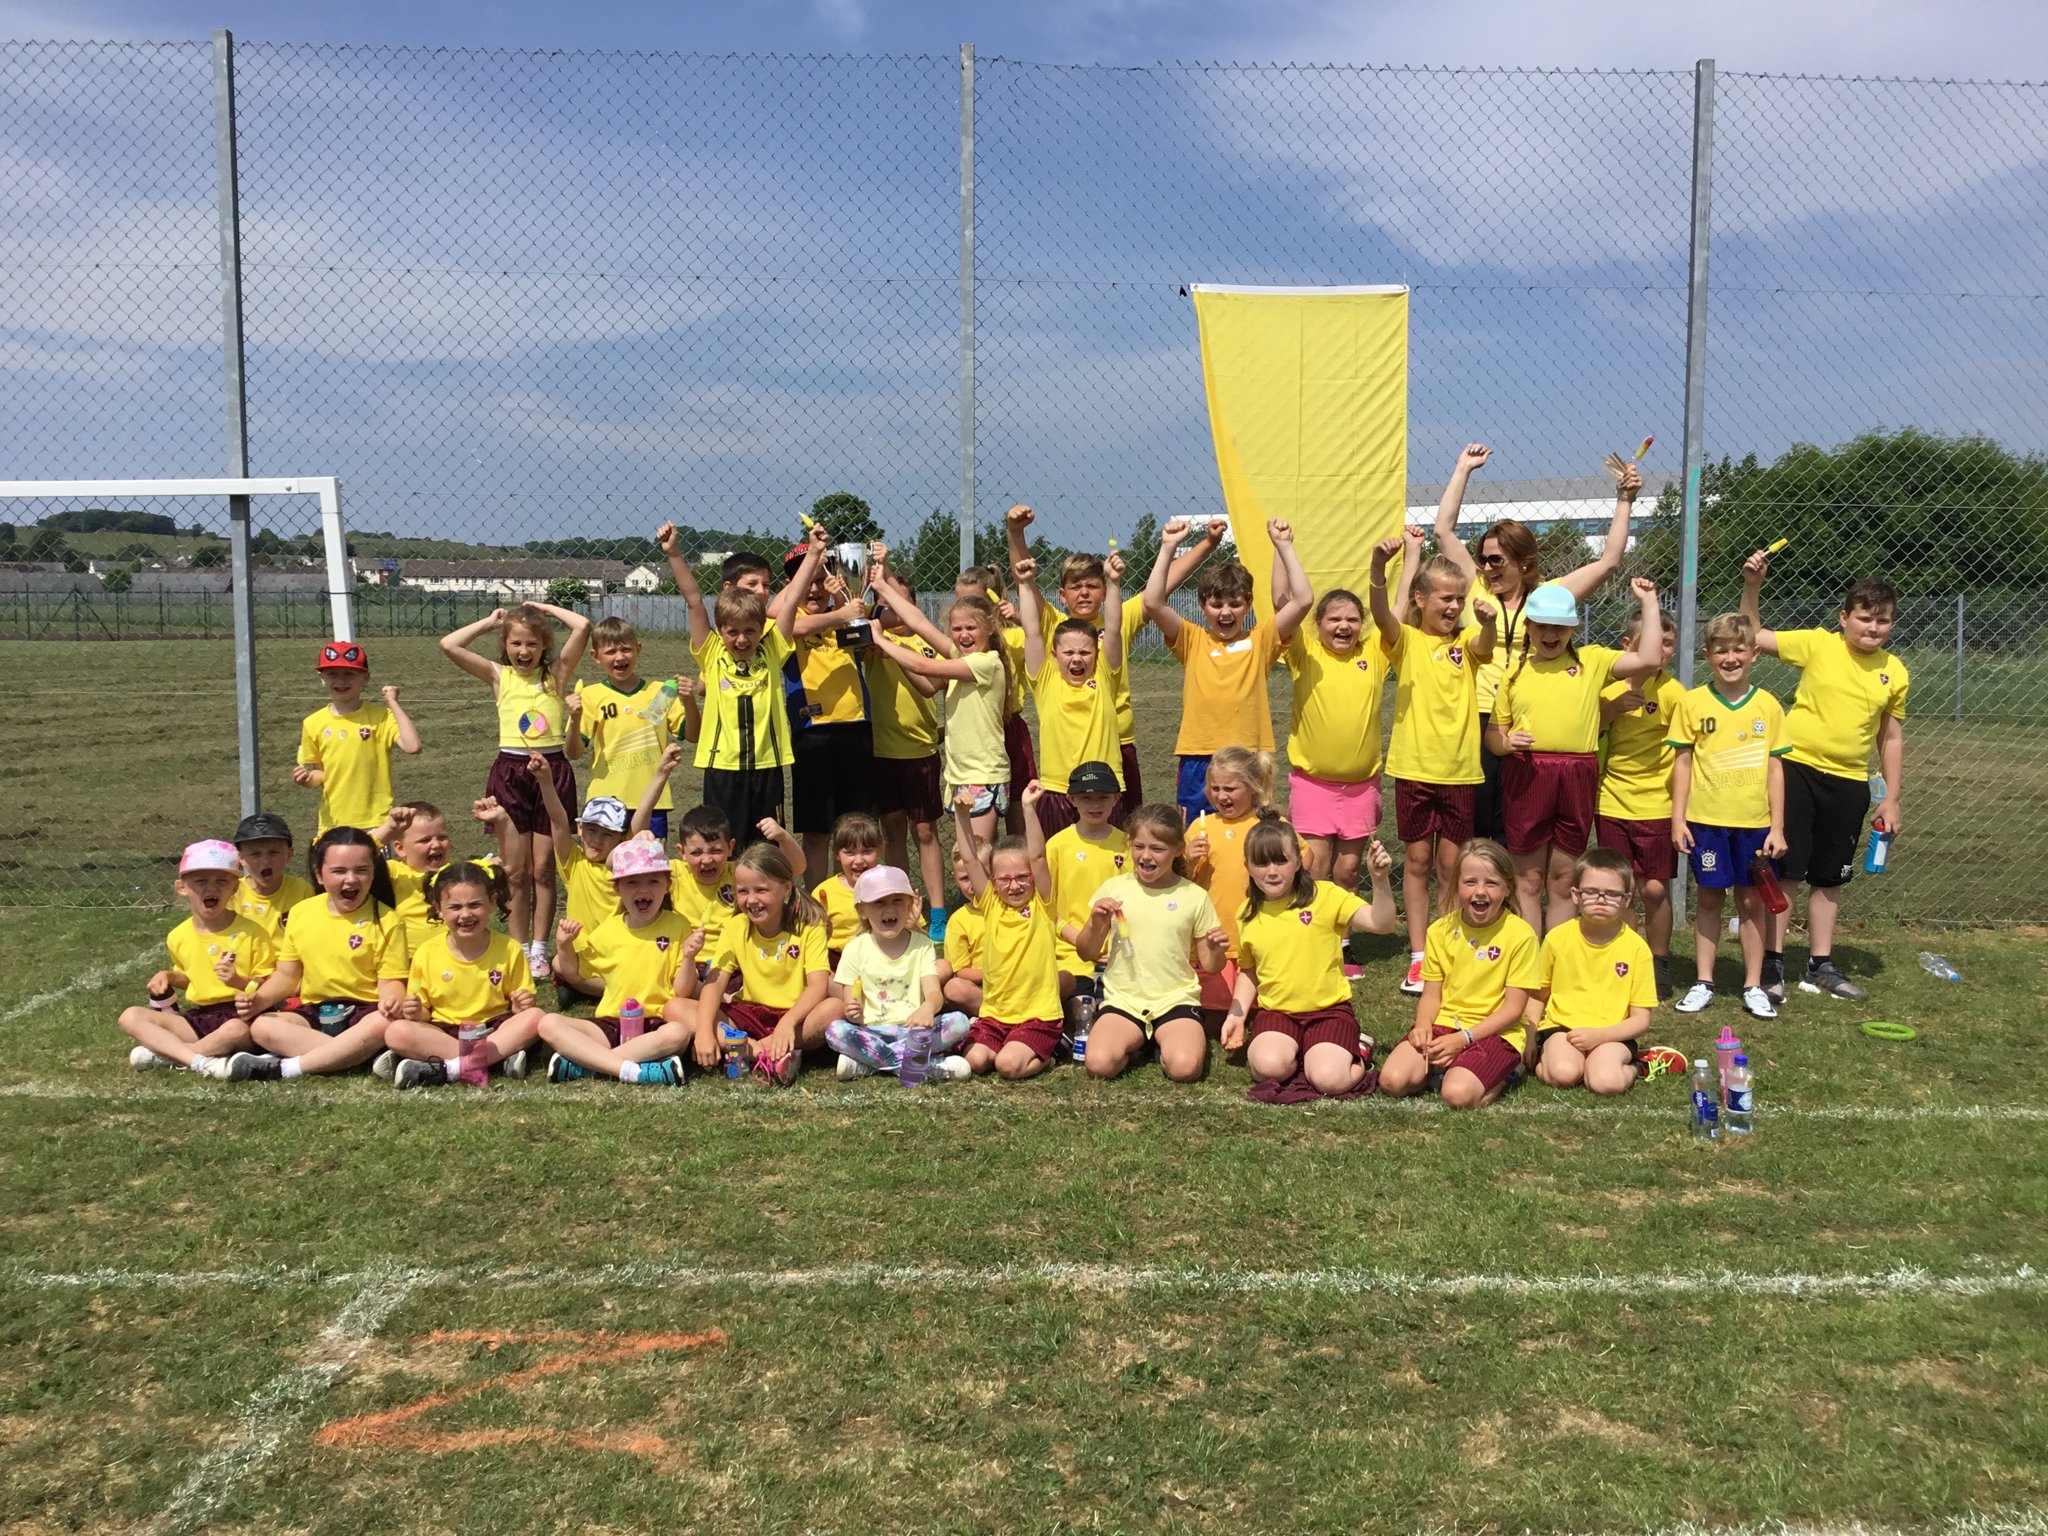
[1667, 612, 1789, 1020]
[566, 615, 694, 841]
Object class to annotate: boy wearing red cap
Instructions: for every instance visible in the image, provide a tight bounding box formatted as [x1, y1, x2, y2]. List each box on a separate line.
[292, 639, 422, 834]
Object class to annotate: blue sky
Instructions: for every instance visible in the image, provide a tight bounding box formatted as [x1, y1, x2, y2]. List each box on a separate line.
[4, 1, 2046, 555]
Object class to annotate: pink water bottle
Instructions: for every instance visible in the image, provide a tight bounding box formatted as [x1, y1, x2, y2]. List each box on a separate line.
[618, 996, 645, 1043]
[1714, 1024, 1743, 1107]
[1748, 855, 1789, 916]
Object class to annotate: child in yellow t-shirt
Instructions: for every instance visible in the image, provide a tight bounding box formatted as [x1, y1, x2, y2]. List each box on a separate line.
[1595, 604, 1685, 1000]
[1527, 848, 1657, 1096]
[385, 861, 545, 1089]
[240, 827, 408, 1081]
[1370, 527, 1499, 995]
[695, 841, 832, 1085]
[1036, 758, 1129, 1030]
[1224, 821, 1397, 1099]
[810, 812, 883, 965]
[1379, 839, 1541, 1110]
[229, 811, 316, 939]
[953, 784, 1064, 1081]
[564, 615, 696, 842]
[540, 839, 704, 1085]
[861, 566, 948, 926]
[118, 839, 276, 1079]
[1014, 554, 1126, 835]
[292, 639, 421, 835]
[940, 839, 989, 1016]
[1143, 518, 1311, 822]
[1185, 747, 1278, 1020]
[1066, 804, 1224, 1083]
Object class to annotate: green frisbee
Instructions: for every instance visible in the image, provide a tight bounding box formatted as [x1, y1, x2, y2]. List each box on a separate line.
[1859, 1020, 1917, 1041]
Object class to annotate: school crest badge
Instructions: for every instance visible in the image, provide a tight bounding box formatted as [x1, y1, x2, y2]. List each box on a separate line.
[347, 933, 364, 950]
[655, 935, 671, 952]
[1614, 961, 1629, 977]
[488, 969, 504, 986]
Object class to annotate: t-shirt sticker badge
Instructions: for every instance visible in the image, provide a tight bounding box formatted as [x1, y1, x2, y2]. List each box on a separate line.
[1165, 900, 1178, 911]
[440, 970, 454, 982]
[1614, 961, 1630, 977]
[655, 934, 671, 952]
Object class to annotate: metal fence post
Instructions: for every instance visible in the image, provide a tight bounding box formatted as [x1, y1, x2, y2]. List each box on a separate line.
[1953, 591, 1964, 721]
[215, 28, 261, 818]
[1674, 57, 1715, 917]
[957, 43, 977, 571]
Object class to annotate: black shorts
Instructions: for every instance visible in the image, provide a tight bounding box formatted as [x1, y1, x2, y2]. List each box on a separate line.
[1098, 1002, 1202, 1038]
[791, 721, 875, 835]
[703, 766, 786, 854]
[1779, 758, 1869, 890]
[1474, 713, 1505, 841]
[1536, 1025, 1641, 1064]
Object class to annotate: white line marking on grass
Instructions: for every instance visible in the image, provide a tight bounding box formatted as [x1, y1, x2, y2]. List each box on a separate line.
[0, 948, 155, 1027]
[155, 1267, 426, 1535]
[12, 1259, 2042, 1305]
[1621, 1516, 2048, 1536]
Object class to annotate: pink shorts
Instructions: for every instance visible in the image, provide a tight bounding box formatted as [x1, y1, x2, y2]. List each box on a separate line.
[966, 1015, 1063, 1062]
[1288, 769, 1383, 842]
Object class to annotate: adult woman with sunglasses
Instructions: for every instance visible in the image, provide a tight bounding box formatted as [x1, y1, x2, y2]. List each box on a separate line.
[1431, 443, 1642, 840]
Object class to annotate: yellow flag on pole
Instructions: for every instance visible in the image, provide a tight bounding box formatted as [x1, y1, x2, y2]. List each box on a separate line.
[1191, 284, 1409, 620]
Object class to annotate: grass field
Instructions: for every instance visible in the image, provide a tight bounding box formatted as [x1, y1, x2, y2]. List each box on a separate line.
[3, 638, 2048, 1531]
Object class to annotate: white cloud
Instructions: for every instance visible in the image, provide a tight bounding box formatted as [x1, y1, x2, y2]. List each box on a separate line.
[811, 0, 868, 43]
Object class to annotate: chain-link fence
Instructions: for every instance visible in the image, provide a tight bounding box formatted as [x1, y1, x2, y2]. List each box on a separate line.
[3, 40, 2045, 920]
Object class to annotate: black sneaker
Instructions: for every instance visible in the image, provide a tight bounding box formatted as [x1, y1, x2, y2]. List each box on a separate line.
[393, 1058, 442, 1090]
[226, 1051, 283, 1082]
[1800, 961, 1868, 1002]
[1652, 954, 1674, 1003]
[1761, 957, 1787, 1008]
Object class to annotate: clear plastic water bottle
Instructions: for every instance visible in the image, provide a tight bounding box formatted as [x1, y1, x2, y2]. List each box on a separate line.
[1690, 1058, 1720, 1142]
[1723, 1054, 1753, 1136]
[643, 678, 680, 723]
[1869, 773, 1887, 804]
[718, 1021, 748, 1077]
[1070, 972, 1100, 1064]
[1916, 951, 1961, 983]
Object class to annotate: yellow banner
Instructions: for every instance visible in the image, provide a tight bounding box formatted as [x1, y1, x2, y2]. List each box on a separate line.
[1192, 284, 1408, 620]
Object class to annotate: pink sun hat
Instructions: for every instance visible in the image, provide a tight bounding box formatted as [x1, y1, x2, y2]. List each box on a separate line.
[608, 839, 673, 881]
[853, 866, 916, 904]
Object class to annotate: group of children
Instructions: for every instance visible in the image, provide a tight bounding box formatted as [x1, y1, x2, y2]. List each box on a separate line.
[120, 450, 1912, 1104]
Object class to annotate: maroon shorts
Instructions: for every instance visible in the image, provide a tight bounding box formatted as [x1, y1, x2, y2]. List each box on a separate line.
[177, 1000, 241, 1039]
[966, 1015, 1063, 1063]
[1394, 778, 1476, 845]
[1115, 742, 1143, 827]
[1004, 713, 1037, 802]
[1032, 789, 1080, 838]
[595, 1014, 674, 1049]
[1500, 752, 1598, 857]
[485, 749, 577, 836]
[875, 753, 943, 823]
[431, 1010, 514, 1041]
[1596, 814, 1678, 883]
[1430, 1024, 1520, 1092]
[1251, 1003, 1365, 1059]
[288, 999, 379, 1037]
[723, 999, 783, 1041]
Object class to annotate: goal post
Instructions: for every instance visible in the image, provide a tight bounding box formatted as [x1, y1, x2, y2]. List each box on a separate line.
[0, 476, 351, 818]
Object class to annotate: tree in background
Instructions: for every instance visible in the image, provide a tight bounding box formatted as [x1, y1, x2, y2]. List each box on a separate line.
[190, 545, 227, 569]
[100, 567, 133, 594]
[543, 576, 590, 609]
[808, 491, 883, 547]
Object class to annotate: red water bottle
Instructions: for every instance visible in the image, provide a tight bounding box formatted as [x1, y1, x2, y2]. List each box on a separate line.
[1749, 855, 1788, 915]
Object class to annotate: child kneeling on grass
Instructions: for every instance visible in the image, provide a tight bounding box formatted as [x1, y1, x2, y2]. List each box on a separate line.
[1526, 847, 1657, 1095]
[813, 865, 971, 1081]
[1379, 838, 1540, 1110]
[693, 842, 831, 1086]
[237, 827, 408, 1081]
[1223, 818, 1397, 1100]
[381, 862, 545, 1089]
[953, 782, 1064, 1081]
[540, 839, 704, 1086]
[121, 839, 277, 1080]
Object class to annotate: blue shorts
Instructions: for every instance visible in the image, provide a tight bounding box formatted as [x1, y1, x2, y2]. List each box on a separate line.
[644, 810, 668, 842]
[1176, 755, 1214, 823]
[1687, 823, 1769, 889]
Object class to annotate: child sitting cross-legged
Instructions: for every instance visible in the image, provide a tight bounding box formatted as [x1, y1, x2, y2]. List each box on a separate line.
[814, 865, 973, 1081]
[1526, 847, 1657, 1096]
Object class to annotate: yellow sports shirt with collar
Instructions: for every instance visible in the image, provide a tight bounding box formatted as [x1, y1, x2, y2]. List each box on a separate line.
[577, 676, 687, 810]
[1665, 684, 1789, 830]
[1383, 623, 1486, 786]
[1775, 628, 1910, 782]
[1598, 672, 1686, 821]
[1284, 630, 1391, 781]
[298, 703, 401, 833]
[574, 910, 692, 1018]
[1166, 621, 1283, 755]
[1423, 908, 1542, 1053]
[1239, 882, 1365, 1014]
[1536, 918, 1657, 1033]
[692, 628, 796, 772]
[1046, 823, 1131, 975]
[278, 898, 409, 1004]
[1493, 644, 1623, 755]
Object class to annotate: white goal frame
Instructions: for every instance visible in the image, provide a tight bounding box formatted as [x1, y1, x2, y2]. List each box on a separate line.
[0, 475, 352, 818]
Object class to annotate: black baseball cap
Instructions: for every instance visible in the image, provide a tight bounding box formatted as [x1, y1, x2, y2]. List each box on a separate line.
[232, 812, 295, 846]
[1067, 760, 1121, 797]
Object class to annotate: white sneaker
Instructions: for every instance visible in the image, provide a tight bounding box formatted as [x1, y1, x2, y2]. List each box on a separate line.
[189, 1054, 233, 1080]
[1675, 982, 1716, 1014]
[933, 1054, 972, 1081]
[499, 1049, 530, 1080]
[370, 1049, 397, 1081]
[129, 1046, 175, 1072]
[1742, 985, 1777, 1020]
[1399, 959, 1425, 996]
[836, 1055, 874, 1081]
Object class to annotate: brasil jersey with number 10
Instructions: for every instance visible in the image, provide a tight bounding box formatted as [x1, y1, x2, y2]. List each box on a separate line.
[496, 665, 565, 751]
[578, 677, 685, 809]
[1664, 684, 1789, 829]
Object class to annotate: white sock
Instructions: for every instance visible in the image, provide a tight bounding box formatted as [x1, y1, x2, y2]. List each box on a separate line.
[280, 1058, 304, 1080]
[443, 1059, 461, 1081]
[619, 1059, 642, 1083]
[1410, 950, 1424, 963]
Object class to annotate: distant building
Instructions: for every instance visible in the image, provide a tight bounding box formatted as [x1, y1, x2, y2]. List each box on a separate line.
[1404, 474, 1676, 546]
[352, 558, 635, 601]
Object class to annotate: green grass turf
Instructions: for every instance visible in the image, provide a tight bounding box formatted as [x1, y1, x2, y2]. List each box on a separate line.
[1, 902, 2045, 1531]
[2, 634, 2043, 921]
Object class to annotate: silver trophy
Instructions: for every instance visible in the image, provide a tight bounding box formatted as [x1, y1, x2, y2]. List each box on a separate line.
[830, 540, 874, 647]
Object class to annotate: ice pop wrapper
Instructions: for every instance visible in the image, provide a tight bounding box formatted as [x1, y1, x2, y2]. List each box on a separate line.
[1632, 436, 1654, 462]
[1767, 538, 1789, 555]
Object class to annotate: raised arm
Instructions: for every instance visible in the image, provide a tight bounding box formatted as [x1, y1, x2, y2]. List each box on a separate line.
[1431, 443, 1491, 578]
[439, 609, 505, 685]
[1020, 780, 1052, 898]
[525, 602, 592, 691]
[1160, 520, 1226, 597]
[1739, 547, 1781, 656]
[1346, 839, 1398, 934]
[1143, 520, 1190, 645]
[762, 816, 807, 884]
[872, 631, 977, 684]
[868, 544, 957, 654]
[528, 751, 574, 850]
[381, 684, 422, 755]
[1014, 557, 1047, 675]
[656, 522, 711, 651]
[952, 788, 990, 901]
[561, 688, 585, 762]
[1268, 521, 1313, 643]
[1367, 536, 1406, 649]
[775, 524, 831, 639]
[631, 743, 684, 835]
[1556, 462, 1640, 602]
[1101, 553, 1127, 673]
[1611, 578, 1665, 680]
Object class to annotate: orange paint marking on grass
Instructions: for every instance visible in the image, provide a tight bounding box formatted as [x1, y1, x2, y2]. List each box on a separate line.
[314, 1328, 723, 1461]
